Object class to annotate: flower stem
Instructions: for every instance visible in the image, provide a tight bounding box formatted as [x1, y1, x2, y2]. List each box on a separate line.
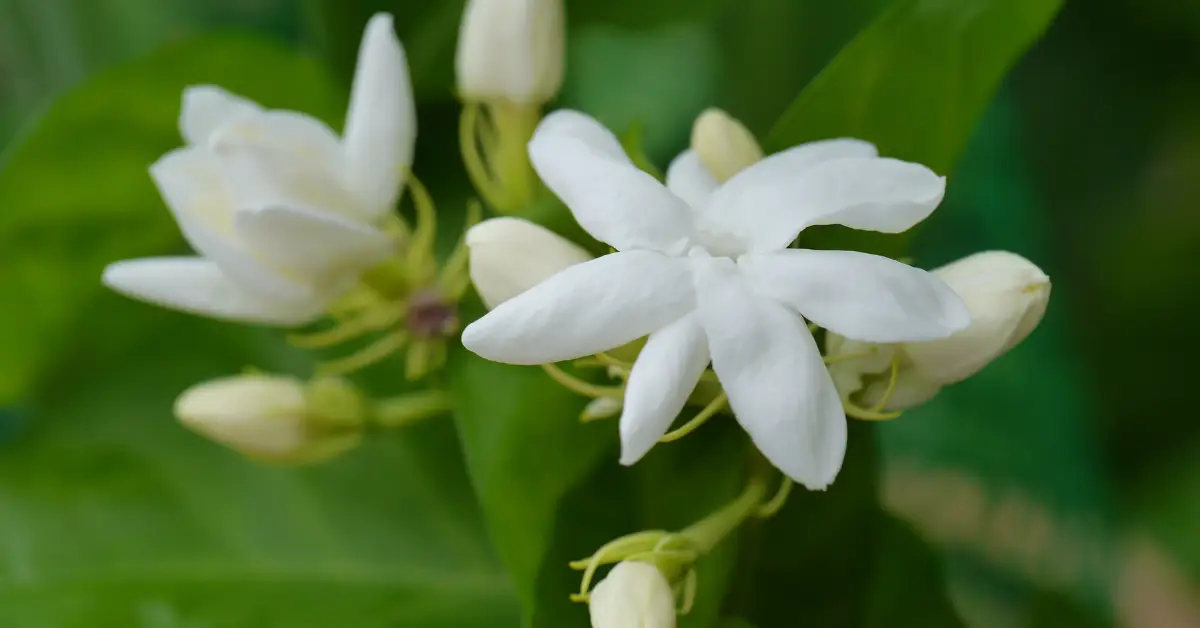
[373, 389, 453, 428]
[681, 476, 768, 554]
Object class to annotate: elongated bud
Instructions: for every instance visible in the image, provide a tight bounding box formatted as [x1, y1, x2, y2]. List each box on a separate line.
[691, 108, 763, 183]
[588, 561, 676, 628]
[175, 375, 364, 464]
[456, 0, 565, 105]
[467, 217, 592, 308]
[903, 251, 1051, 384]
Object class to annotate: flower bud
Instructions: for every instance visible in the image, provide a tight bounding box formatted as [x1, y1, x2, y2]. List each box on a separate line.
[467, 217, 592, 309]
[903, 251, 1051, 384]
[691, 108, 764, 183]
[588, 561, 676, 628]
[175, 375, 363, 463]
[455, 0, 565, 104]
[582, 396, 623, 421]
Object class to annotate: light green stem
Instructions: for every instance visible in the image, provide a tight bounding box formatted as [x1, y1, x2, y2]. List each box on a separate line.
[681, 477, 768, 553]
[373, 390, 453, 428]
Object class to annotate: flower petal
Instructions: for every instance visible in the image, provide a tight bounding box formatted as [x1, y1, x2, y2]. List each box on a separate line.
[102, 258, 323, 325]
[529, 111, 694, 252]
[665, 149, 718, 210]
[212, 110, 364, 220]
[741, 249, 970, 342]
[618, 312, 709, 466]
[233, 206, 395, 276]
[343, 13, 416, 218]
[703, 153, 943, 253]
[694, 257, 845, 489]
[150, 148, 313, 302]
[462, 250, 694, 365]
[179, 85, 262, 146]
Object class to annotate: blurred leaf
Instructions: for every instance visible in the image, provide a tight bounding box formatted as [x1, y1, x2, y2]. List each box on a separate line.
[768, 0, 1063, 174]
[448, 300, 613, 625]
[0, 34, 345, 406]
[715, 620, 757, 628]
[561, 23, 720, 161]
[863, 517, 966, 628]
[0, 298, 518, 627]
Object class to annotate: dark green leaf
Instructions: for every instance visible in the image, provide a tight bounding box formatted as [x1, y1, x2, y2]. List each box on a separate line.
[0, 298, 518, 627]
[0, 34, 345, 405]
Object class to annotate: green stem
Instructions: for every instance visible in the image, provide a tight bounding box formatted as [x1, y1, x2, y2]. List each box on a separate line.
[489, 100, 540, 212]
[681, 477, 768, 554]
[372, 389, 453, 428]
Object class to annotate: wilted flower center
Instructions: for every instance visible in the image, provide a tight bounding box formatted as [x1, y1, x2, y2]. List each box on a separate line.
[406, 290, 459, 338]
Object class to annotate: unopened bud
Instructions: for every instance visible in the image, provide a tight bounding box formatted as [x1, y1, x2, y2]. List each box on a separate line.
[691, 108, 763, 183]
[455, 0, 565, 104]
[588, 561, 676, 628]
[904, 251, 1051, 384]
[467, 217, 592, 308]
[582, 396, 623, 421]
[175, 375, 364, 464]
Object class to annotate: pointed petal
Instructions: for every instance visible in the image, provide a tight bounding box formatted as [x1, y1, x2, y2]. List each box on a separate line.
[212, 110, 365, 220]
[529, 111, 694, 252]
[343, 13, 416, 218]
[234, 206, 395, 276]
[179, 85, 262, 145]
[741, 249, 970, 342]
[665, 150, 718, 210]
[694, 258, 845, 489]
[534, 110, 630, 162]
[618, 313, 709, 465]
[150, 148, 313, 302]
[102, 258, 323, 325]
[462, 251, 694, 365]
[703, 154, 943, 253]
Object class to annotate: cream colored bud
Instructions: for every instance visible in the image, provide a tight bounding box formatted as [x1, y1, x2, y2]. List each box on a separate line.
[455, 0, 565, 104]
[588, 561, 676, 628]
[903, 251, 1051, 384]
[174, 375, 362, 463]
[467, 217, 592, 309]
[582, 396, 623, 421]
[691, 108, 764, 183]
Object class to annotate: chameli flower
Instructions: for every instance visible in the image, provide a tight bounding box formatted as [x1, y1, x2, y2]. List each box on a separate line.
[102, 13, 416, 326]
[461, 111, 970, 489]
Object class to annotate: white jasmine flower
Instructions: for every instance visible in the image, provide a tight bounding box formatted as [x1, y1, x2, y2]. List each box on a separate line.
[829, 250, 1051, 409]
[175, 375, 362, 463]
[102, 13, 416, 325]
[467, 216, 592, 308]
[455, 0, 565, 104]
[588, 561, 676, 628]
[462, 110, 970, 489]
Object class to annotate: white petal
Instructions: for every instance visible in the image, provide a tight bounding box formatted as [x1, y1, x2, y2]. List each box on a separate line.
[618, 313, 709, 465]
[462, 251, 694, 365]
[861, 367, 943, 411]
[529, 113, 694, 253]
[233, 206, 395, 276]
[102, 258, 323, 326]
[703, 154, 943, 253]
[343, 13, 416, 218]
[665, 150, 718, 210]
[466, 217, 593, 309]
[533, 110, 630, 162]
[741, 249, 970, 343]
[212, 110, 365, 220]
[179, 85, 262, 146]
[150, 148, 313, 303]
[694, 257, 845, 489]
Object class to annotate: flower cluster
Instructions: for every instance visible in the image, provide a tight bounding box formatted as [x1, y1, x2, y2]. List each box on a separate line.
[96, 2, 1052, 627]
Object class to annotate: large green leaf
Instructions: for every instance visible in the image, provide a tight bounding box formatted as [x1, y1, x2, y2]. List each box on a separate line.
[0, 34, 345, 406]
[0, 297, 519, 627]
[768, 0, 1063, 174]
[447, 300, 613, 624]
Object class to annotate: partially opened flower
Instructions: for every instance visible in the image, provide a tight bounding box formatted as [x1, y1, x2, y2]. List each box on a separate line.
[462, 110, 970, 489]
[828, 250, 1051, 409]
[103, 13, 416, 326]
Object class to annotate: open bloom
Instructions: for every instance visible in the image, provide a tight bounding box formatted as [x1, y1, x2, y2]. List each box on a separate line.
[462, 110, 970, 488]
[828, 250, 1051, 409]
[103, 13, 416, 325]
[588, 561, 676, 628]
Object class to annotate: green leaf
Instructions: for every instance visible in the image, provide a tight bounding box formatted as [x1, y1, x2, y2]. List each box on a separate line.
[0, 298, 518, 627]
[862, 517, 966, 628]
[0, 34, 345, 406]
[448, 300, 614, 624]
[768, 0, 1063, 173]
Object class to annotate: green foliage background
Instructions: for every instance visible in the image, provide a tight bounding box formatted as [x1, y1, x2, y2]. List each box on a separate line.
[1, 0, 1198, 626]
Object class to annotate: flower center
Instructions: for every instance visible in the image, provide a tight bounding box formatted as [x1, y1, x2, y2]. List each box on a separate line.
[406, 290, 459, 338]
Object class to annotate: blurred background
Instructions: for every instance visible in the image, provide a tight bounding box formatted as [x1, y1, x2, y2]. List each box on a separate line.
[1, 0, 1198, 626]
